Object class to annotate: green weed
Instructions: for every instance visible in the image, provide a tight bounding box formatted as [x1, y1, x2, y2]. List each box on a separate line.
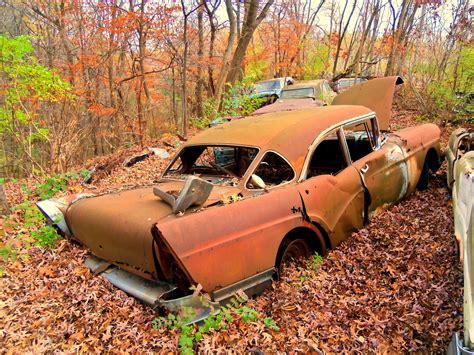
[0, 245, 17, 262]
[152, 292, 279, 353]
[31, 225, 60, 247]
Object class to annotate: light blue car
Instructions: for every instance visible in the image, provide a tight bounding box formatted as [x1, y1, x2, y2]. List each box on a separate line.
[252, 77, 294, 103]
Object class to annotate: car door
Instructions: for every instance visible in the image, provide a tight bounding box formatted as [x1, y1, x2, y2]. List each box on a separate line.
[297, 127, 366, 248]
[342, 117, 409, 213]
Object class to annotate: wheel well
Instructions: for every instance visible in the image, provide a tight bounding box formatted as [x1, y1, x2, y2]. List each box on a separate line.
[426, 148, 440, 173]
[275, 226, 325, 268]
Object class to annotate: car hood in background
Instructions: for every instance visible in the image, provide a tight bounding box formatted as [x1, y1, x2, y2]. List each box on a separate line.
[252, 90, 279, 98]
[332, 76, 403, 131]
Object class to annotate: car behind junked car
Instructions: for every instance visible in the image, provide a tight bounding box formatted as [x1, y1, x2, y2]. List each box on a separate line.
[37, 77, 442, 322]
[446, 128, 474, 354]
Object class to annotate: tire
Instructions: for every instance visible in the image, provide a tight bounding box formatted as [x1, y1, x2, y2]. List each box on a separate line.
[417, 160, 430, 190]
[277, 238, 311, 274]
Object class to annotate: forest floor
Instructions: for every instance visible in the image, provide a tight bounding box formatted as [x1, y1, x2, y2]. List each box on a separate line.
[0, 110, 466, 352]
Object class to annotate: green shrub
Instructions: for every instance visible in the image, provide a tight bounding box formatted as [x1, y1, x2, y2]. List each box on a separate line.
[221, 81, 266, 117]
[16, 201, 44, 227]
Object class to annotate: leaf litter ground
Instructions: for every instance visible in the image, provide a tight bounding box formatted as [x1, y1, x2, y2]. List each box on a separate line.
[0, 114, 465, 352]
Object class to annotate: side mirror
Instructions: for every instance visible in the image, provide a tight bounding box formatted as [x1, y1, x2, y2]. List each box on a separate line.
[250, 174, 266, 189]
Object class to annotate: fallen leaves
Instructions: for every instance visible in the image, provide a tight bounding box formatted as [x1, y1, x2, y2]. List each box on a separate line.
[1, 170, 460, 352]
[0, 113, 464, 352]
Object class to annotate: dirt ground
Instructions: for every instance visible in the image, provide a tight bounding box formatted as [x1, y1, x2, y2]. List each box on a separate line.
[0, 112, 465, 352]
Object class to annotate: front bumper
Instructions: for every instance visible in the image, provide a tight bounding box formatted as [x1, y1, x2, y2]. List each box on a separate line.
[85, 255, 218, 324]
[448, 332, 474, 355]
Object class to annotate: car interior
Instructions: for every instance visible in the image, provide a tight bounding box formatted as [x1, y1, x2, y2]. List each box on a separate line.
[307, 121, 376, 178]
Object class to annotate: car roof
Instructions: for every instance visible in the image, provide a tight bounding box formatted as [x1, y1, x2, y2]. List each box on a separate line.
[186, 105, 373, 174]
[282, 79, 326, 90]
[256, 77, 289, 84]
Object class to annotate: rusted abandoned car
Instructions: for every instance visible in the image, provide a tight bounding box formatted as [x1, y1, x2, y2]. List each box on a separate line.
[37, 77, 442, 321]
[279, 79, 335, 104]
[446, 128, 474, 353]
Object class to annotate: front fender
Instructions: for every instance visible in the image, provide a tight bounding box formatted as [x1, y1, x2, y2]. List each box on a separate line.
[154, 185, 308, 293]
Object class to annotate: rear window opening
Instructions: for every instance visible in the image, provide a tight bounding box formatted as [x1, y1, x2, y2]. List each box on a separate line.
[280, 87, 316, 99]
[163, 145, 259, 186]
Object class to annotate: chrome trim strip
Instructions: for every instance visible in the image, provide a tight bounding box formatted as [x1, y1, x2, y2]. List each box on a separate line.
[212, 268, 275, 303]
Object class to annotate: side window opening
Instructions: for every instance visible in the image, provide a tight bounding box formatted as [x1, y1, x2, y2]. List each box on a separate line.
[247, 152, 294, 189]
[343, 119, 376, 161]
[307, 130, 348, 178]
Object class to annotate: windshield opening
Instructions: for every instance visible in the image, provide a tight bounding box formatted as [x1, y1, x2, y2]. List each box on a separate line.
[280, 87, 315, 99]
[163, 145, 259, 186]
[255, 80, 281, 92]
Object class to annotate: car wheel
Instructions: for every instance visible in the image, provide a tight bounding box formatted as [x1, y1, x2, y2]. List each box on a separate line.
[278, 238, 311, 273]
[417, 160, 430, 190]
[269, 95, 278, 104]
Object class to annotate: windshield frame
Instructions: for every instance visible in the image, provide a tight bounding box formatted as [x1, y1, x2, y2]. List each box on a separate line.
[162, 144, 261, 186]
[255, 79, 282, 92]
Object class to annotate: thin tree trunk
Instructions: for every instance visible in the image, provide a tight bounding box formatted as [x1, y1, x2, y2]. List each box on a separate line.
[215, 0, 237, 105]
[196, 0, 204, 118]
[225, 0, 274, 85]
[0, 184, 10, 215]
[332, 0, 358, 78]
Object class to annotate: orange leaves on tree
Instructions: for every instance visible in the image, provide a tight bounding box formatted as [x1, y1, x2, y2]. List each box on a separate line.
[88, 103, 117, 117]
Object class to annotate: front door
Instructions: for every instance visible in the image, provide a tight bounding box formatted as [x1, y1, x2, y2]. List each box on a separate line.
[297, 127, 365, 248]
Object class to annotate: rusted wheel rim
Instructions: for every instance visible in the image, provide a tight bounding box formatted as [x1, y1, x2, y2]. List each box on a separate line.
[280, 239, 311, 271]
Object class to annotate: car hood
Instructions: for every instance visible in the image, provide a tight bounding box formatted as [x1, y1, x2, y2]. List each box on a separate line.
[332, 76, 403, 131]
[65, 180, 242, 277]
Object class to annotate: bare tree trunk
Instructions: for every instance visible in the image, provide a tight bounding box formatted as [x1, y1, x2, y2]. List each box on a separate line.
[196, 0, 204, 118]
[0, 185, 9, 216]
[437, 0, 469, 81]
[181, 14, 188, 137]
[225, 0, 274, 85]
[215, 0, 237, 105]
[385, 0, 419, 76]
[332, 0, 358, 78]
[171, 66, 178, 126]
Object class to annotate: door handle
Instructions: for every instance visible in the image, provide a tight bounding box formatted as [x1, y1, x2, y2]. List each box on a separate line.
[361, 164, 369, 174]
